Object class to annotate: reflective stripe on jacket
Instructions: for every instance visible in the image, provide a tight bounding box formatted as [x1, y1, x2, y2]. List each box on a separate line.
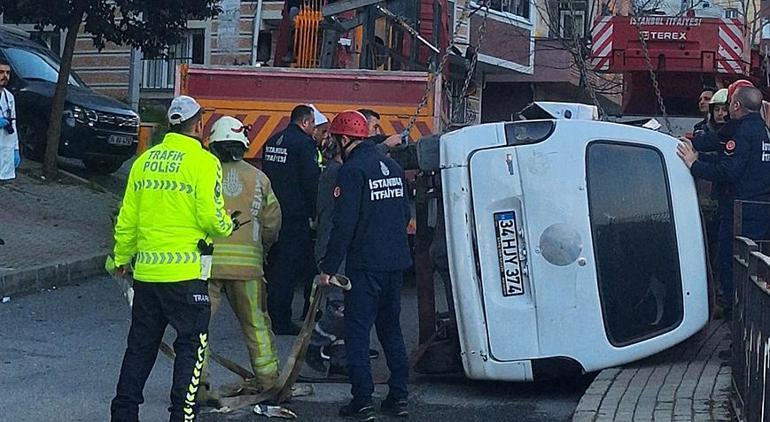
[212, 161, 281, 280]
[113, 132, 233, 282]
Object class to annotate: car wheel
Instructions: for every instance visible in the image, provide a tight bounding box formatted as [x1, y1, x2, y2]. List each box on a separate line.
[17, 117, 46, 161]
[84, 157, 125, 174]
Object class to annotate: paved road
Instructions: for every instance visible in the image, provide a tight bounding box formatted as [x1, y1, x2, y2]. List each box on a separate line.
[0, 278, 592, 421]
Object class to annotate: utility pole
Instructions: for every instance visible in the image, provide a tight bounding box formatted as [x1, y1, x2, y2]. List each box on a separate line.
[127, 48, 141, 112]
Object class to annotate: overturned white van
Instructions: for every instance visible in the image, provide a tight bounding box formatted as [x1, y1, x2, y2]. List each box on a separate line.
[417, 113, 709, 381]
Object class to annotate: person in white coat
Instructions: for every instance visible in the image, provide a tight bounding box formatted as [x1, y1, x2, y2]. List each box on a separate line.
[0, 58, 19, 181]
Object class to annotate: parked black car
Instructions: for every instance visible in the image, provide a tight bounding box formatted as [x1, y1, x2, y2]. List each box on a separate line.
[0, 27, 139, 174]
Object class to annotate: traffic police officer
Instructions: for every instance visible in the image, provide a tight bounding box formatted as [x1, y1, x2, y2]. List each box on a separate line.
[109, 95, 234, 422]
[262, 104, 320, 335]
[199, 116, 282, 402]
[678, 86, 770, 310]
[319, 110, 411, 420]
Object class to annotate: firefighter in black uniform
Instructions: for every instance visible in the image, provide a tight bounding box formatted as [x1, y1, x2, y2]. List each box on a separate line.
[678, 85, 770, 310]
[262, 104, 320, 335]
[319, 111, 411, 421]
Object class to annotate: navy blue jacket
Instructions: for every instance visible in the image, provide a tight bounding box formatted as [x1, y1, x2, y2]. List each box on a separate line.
[315, 160, 342, 263]
[262, 123, 320, 221]
[319, 141, 412, 273]
[691, 112, 770, 203]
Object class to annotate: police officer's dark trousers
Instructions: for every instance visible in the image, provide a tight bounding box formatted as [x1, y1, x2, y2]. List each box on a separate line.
[344, 268, 408, 406]
[265, 218, 314, 328]
[111, 280, 210, 422]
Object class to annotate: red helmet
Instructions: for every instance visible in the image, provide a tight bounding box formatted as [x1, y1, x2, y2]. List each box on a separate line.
[728, 79, 754, 101]
[329, 110, 369, 138]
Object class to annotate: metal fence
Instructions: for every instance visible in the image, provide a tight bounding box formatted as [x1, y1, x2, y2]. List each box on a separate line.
[141, 57, 191, 90]
[732, 200, 770, 422]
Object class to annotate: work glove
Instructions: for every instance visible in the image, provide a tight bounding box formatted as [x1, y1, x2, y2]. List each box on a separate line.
[0, 117, 9, 129]
[13, 149, 20, 168]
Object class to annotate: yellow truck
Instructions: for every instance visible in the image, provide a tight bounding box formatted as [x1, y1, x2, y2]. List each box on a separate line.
[175, 64, 440, 159]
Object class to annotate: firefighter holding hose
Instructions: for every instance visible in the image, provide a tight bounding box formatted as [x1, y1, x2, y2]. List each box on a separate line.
[318, 110, 411, 420]
[196, 115, 282, 404]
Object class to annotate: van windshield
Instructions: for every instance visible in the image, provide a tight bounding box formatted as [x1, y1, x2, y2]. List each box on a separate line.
[3, 47, 82, 87]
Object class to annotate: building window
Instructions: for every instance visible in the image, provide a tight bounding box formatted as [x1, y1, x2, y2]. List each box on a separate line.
[142, 29, 205, 90]
[586, 142, 683, 347]
[555, 0, 588, 39]
[559, 10, 585, 38]
[480, 0, 531, 20]
[724, 8, 740, 18]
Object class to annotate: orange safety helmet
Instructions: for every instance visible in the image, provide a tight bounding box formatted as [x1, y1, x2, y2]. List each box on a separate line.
[329, 110, 369, 139]
[728, 79, 754, 101]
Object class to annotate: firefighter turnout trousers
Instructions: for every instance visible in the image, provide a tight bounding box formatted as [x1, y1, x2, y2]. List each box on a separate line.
[111, 280, 210, 422]
[205, 278, 279, 387]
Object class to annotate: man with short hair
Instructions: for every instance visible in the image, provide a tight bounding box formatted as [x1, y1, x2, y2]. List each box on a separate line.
[109, 95, 234, 422]
[693, 87, 715, 134]
[358, 108, 406, 152]
[0, 58, 19, 181]
[262, 104, 320, 335]
[358, 108, 382, 137]
[678, 86, 770, 310]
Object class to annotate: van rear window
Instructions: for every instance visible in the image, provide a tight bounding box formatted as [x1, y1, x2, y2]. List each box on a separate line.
[586, 142, 683, 347]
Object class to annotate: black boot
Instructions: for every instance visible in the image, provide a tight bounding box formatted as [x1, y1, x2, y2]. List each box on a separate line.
[339, 401, 375, 421]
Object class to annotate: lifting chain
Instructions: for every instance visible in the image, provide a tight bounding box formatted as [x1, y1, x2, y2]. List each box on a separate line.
[403, 0, 480, 137]
[629, 5, 673, 134]
[455, 2, 490, 126]
[567, 0, 605, 119]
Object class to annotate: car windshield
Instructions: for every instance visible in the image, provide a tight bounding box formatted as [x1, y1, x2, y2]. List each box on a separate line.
[3, 47, 82, 87]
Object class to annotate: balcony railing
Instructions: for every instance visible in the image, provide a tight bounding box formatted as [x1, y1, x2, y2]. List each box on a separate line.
[732, 200, 770, 422]
[141, 57, 192, 90]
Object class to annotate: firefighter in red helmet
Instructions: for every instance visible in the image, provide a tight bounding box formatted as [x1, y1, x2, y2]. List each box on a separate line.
[318, 110, 411, 420]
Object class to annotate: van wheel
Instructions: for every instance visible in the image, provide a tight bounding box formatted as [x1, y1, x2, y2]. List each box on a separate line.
[84, 157, 124, 174]
[17, 117, 46, 161]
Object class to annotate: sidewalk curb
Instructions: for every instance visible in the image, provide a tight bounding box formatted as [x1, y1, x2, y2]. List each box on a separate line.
[0, 253, 108, 298]
[572, 368, 621, 421]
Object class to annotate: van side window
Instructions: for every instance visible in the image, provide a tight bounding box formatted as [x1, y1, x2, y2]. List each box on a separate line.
[586, 142, 684, 347]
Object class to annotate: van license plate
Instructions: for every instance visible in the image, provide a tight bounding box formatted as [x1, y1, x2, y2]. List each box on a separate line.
[494, 211, 524, 297]
[108, 134, 133, 146]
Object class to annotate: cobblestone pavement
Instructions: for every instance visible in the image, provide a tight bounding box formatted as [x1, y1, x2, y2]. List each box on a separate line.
[0, 164, 118, 275]
[573, 319, 732, 422]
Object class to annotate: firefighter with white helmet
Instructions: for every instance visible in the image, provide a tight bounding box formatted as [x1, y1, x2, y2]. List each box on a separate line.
[198, 115, 282, 404]
[709, 88, 729, 129]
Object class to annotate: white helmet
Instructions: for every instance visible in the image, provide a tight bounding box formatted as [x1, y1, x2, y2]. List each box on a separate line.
[208, 116, 249, 147]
